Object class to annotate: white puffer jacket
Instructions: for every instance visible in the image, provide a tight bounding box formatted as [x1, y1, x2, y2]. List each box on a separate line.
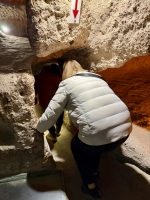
[37, 71, 132, 146]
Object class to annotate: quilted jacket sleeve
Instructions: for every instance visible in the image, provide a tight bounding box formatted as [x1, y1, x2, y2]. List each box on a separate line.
[36, 82, 68, 133]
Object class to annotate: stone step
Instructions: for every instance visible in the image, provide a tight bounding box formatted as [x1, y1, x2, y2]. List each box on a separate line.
[0, 170, 69, 200]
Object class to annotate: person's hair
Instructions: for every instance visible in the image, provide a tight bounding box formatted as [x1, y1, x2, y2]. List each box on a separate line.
[62, 60, 86, 80]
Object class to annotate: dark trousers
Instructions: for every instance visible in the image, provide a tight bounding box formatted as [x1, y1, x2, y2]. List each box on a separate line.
[49, 112, 64, 137]
[71, 133, 128, 186]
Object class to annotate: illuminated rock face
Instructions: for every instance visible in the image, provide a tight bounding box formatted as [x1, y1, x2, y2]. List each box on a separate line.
[0, 2, 36, 71]
[0, 31, 35, 71]
[0, 2, 27, 37]
[26, 0, 150, 70]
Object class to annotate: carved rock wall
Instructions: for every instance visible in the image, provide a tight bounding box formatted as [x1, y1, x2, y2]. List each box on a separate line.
[0, 2, 55, 178]
[0, 31, 36, 72]
[0, 72, 54, 177]
[26, 0, 150, 71]
[0, 2, 27, 37]
[0, 1, 36, 72]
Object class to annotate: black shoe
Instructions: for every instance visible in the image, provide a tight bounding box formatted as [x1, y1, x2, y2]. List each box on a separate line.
[81, 185, 103, 199]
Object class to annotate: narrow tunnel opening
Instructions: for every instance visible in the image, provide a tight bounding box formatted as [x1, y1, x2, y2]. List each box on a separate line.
[33, 61, 65, 142]
[33, 59, 77, 137]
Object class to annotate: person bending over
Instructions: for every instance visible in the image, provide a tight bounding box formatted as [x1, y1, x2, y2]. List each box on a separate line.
[36, 60, 132, 198]
[35, 63, 64, 142]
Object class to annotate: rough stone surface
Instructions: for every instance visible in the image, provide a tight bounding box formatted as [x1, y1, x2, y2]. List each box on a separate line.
[0, 72, 54, 177]
[26, 0, 88, 55]
[109, 124, 150, 174]
[0, 30, 36, 72]
[26, 0, 150, 71]
[0, 2, 27, 37]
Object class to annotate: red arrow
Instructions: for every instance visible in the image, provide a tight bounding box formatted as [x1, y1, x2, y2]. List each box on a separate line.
[73, 0, 79, 19]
